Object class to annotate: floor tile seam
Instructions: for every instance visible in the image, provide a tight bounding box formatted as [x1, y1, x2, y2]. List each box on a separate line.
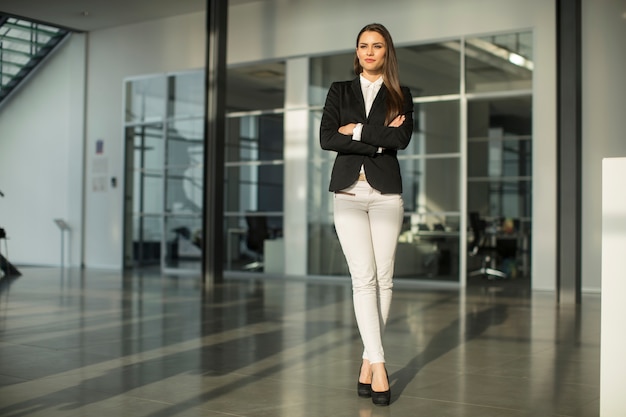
[225, 369, 355, 391]
[573, 394, 601, 411]
[0, 312, 180, 344]
[0, 373, 29, 384]
[105, 375, 344, 415]
[209, 333, 360, 379]
[396, 394, 528, 413]
[449, 370, 600, 391]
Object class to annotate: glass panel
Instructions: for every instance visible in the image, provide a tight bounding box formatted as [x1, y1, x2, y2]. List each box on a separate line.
[227, 62, 285, 111]
[398, 41, 461, 97]
[467, 96, 532, 199]
[226, 114, 284, 163]
[309, 52, 355, 107]
[132, 214, 162, 265]
[398, 213, 460, 281]
[468, 179, 531, 220]
[224, 214, 284, 272]
[163, 215, 203, 269]
[224, 164, 284, 213]
[128, 123, 165, 223]
[125, 76, 166, 123]
[308, 222, 347, 275]
[165, 118, 204, 212]
[307, 108, 333, 217]
[467, 137, 532, 178]
[465, 32, 533, 93]
[467, 93, 532, 279]
[168, 71, 205, 119]
[409, 100, 460, 155]
[401, 157, 460, 214]
[221, 62, 286, 273]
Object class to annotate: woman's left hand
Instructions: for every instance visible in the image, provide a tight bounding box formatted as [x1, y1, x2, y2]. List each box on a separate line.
[388, 114, 405, 128]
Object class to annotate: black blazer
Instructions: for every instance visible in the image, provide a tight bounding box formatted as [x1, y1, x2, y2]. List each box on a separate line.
[320, 77, 414, 194]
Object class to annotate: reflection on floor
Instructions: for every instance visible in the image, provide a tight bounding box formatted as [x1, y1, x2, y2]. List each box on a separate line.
[0, 268, 600, 417]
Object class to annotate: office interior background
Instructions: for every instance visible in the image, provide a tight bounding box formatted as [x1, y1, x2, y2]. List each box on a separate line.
[0, 0, 625, 293]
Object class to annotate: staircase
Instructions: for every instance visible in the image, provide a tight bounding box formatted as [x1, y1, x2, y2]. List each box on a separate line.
[0, 15, 70, 107]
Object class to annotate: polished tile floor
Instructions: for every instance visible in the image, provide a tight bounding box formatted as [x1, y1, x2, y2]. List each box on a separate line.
[0, 268, 600, 417]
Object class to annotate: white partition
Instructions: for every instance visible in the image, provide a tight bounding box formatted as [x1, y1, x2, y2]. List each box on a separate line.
[601, 157, 626, 416]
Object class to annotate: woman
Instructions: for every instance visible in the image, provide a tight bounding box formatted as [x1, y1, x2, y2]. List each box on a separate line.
[320, 23, 413, 406]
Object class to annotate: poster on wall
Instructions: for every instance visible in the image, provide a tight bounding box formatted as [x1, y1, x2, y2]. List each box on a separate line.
[92, 139, 108, 192]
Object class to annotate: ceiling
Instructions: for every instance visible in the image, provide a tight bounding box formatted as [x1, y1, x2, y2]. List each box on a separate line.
[0, 0, 257, 32]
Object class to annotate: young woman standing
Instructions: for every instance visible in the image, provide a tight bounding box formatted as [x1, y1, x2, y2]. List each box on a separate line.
[320, 23, 414, 406]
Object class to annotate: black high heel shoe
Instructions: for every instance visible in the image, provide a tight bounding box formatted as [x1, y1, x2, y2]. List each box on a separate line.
[357, 364, 372, 398]
[371, 369, 390, 406]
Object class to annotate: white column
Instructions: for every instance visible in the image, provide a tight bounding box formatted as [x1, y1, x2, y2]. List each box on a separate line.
[283, 57, 309, 276]
[600, 157, 626, 416]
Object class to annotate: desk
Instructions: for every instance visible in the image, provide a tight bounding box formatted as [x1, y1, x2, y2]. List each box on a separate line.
[397, 230, 460, 278]
[264, 238, 284, 274]
[414, 231, 459, 238]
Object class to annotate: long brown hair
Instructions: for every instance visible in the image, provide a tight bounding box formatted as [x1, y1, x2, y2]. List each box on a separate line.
[353, 23, 404, 126]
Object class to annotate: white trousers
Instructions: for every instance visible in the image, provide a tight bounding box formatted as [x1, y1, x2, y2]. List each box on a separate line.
[333, 180, 404, 364]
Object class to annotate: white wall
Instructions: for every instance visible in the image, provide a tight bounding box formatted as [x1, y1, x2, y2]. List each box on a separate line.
[600, 157, 626, 416]
[1, 0, 567, 291]
[582, 0, 626, 293]
[0, 34, 86, 267]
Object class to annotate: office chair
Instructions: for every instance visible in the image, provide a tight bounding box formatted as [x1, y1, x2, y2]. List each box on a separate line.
[468, 212, 507, 279]
[243, 215, 271, 271]
[0, 227, 21, 277]
[0, 228, 5, 277]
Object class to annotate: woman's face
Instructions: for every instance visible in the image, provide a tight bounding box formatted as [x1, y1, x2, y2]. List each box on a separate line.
[356, 30, 386, 77]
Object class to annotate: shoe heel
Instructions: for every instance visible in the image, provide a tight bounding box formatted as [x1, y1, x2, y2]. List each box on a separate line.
[371, 368, 390, 406]
[357, 363, 372, 398]
[371, 388, 390, 406]
[357, 381, 372, 398]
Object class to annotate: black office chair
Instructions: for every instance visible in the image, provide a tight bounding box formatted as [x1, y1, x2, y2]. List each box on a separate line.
[243, 215, 271, 271]
[0, 227, 21, 277]
[468, 212, 507, 279]
[0, 228, 5, 276]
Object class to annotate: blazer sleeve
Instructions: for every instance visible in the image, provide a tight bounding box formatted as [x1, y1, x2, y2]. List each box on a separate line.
[359, 87, 414, 150]
[320, 82, 379, 156]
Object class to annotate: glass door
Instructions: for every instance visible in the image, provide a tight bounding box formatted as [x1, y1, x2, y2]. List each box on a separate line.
[123, 71, 205, 274]
[465, 32, 533, 281]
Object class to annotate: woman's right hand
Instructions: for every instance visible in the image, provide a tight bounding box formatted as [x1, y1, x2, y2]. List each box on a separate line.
[338, 123, 357, 135]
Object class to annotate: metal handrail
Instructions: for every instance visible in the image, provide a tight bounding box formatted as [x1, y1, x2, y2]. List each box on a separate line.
[0, 34, 49, 47]
[0, 16, 70, 103]
[3, 21, 61, 37]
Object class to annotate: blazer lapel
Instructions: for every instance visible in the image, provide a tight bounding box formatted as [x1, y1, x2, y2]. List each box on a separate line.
[351, 78, 366, 118]
[368, 84, 387, 123]
[350, 77, 387, 123]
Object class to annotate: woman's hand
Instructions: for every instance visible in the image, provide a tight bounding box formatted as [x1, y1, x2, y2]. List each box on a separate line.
[338, 123, 357, 135]
[388, 114, 405, 127]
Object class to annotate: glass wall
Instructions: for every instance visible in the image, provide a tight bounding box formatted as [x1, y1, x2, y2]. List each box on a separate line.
[308, 31, 532, 282]
[124, 64, 286, 274]
[123, 30, 532, 282]
[224, 62, 285, 272]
